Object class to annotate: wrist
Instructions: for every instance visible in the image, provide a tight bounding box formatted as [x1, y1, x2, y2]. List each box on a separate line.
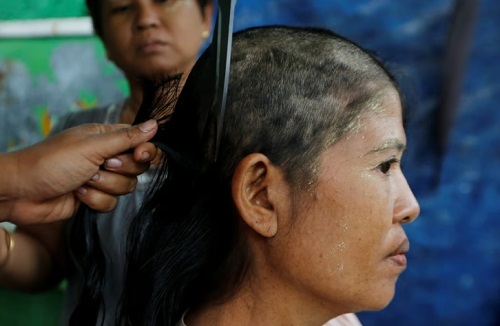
[0, 152, 21, 222]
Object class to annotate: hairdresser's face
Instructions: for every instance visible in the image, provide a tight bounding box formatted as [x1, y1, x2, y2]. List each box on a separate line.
[269, 90, 420, 315]
[100, 0, 212, 78]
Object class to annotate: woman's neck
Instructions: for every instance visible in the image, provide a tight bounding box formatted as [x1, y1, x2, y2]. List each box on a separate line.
[185, 278, 339, 326]
[119, 80, 143, 124]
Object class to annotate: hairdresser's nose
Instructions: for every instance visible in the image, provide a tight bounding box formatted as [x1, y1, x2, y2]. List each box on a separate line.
[135, 3, 159, 30]
[393, 174, 420, 225]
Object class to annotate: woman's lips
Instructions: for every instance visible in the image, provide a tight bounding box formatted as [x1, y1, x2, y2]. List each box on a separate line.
[388, 253, 407, 267]
[137, 40, 167, 54]
[387, 238, 409, 268]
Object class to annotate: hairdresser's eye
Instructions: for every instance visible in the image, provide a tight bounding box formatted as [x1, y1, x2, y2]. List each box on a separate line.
[111, 4, 132, 14]
[377, 158, 398, 175]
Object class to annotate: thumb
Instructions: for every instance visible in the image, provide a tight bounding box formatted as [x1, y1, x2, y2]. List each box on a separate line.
[91, 119, 158, 159]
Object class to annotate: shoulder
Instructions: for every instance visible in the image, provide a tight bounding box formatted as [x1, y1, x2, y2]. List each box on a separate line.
[50, 100, 125, 135]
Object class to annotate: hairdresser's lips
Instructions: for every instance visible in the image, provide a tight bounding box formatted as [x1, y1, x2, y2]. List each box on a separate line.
[386, 238, 409, 269]
[137, 39, 168, 54]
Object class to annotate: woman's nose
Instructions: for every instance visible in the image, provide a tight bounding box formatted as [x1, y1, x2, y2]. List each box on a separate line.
[135, 3, 160, 30]
[394, 176, 420, 224]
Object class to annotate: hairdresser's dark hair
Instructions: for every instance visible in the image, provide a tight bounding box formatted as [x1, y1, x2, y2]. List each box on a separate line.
[85, 0, 211, 38]
[118, 26, 400, 325]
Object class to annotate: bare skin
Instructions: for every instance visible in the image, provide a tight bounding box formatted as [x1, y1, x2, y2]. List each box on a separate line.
[187, 90, 420, 326]
[0, 120, 158, 225]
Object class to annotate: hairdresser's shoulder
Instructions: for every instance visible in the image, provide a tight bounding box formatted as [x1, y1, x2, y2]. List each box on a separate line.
[50, 100, 124, 135]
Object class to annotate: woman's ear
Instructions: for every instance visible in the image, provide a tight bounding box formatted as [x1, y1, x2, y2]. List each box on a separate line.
[202, 1, 214, 30]
[231, 153, 287, 238]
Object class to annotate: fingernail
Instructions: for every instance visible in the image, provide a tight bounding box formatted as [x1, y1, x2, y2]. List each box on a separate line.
[91, 173, 100, 181]
[105, 158, 122, 168]
[140, 152, 151, 162]
[76, 187, 87, 195]
[138, 119, 156, 132]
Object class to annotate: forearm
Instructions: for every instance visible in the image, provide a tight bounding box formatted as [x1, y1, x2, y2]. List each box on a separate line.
[0, 226, 65, 292]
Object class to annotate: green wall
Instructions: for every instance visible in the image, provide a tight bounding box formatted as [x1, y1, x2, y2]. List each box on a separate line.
[0, 0, 87, 20]
[0, 1, 124, 324]
[0, 2, 127, 151]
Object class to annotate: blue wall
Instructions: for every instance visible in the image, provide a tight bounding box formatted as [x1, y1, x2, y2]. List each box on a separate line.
[229, 1, 499, 325]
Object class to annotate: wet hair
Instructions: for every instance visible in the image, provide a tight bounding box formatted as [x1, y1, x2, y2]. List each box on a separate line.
[85, 0, 211, 38]
[117, 26, 400, 325]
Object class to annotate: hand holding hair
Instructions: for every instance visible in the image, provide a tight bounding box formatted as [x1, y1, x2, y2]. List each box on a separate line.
[0, 119, 158, 225]
[83, 139, 161, 209]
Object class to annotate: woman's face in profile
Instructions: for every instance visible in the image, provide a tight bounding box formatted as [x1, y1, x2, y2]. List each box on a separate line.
[267, 89, 420, 315]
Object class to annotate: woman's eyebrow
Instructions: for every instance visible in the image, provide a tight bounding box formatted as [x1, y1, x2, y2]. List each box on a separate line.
[367, 138, 405, 155]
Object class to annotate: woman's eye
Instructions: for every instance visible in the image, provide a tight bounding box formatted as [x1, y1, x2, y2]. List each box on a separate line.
[377, 159, 398, 175]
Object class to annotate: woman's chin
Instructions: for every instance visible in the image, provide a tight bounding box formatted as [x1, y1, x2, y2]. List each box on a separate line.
[357, 288, 396, 312]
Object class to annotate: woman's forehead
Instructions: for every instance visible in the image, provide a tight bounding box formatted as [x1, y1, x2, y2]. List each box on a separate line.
[329, 92, 404, 152]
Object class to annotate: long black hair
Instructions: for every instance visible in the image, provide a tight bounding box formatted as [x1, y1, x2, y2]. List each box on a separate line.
[66, 78, 182, 326]
[118, 26, 401, 325]
[67, 1, 214, 324]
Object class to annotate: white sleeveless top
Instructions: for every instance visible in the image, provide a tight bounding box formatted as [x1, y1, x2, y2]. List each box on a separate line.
[175, 312, 362, 325]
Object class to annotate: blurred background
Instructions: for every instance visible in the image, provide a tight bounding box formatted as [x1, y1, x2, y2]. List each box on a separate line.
[0, 0, 499, 325]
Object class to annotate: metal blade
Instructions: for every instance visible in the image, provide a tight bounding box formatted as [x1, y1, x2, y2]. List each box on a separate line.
[212, 0, 236, 161]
